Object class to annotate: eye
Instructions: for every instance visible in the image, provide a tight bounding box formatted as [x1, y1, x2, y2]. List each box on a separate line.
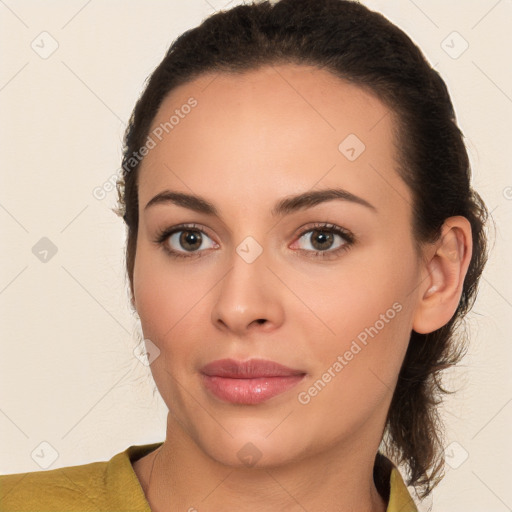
[292, 223, 354, 259]
[153, 222, 355, 261]
[154, 224, 218, 259]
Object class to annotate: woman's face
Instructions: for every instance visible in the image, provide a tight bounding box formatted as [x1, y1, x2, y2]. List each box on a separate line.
[133, 64, 425, 467]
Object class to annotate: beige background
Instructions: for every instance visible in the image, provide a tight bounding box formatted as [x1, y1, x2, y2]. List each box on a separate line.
[0, 1, 511, 510]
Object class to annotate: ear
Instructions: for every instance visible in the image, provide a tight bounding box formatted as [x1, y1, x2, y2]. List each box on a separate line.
[412, 216, 473, 334]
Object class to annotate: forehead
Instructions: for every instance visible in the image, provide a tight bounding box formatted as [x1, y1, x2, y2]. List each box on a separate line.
[138, 63, 412, 221]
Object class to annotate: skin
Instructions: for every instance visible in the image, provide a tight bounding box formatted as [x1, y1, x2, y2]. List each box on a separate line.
[130, 63, 472, 511]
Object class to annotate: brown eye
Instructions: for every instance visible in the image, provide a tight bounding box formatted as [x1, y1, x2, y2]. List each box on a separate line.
[296, 226, 350, 254]
[154, 224, 218, 259]
[291, 223, 355, 260]
[178, 230, 203, 252]
[166, 229, 216, 254]
[308, 230, 336, 251]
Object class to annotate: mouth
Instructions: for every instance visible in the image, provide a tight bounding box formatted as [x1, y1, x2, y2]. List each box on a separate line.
[200, 358, 307, 405]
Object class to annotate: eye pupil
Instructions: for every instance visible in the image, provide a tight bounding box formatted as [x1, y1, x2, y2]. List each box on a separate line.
[180, 230, 202, 251]
[312, 230, 333, 250]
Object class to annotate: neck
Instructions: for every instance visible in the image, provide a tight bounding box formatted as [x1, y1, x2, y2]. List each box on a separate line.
[142, 415, 388, 512]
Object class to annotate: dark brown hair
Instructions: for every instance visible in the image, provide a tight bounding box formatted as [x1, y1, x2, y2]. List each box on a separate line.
[115, 0, 490, 499]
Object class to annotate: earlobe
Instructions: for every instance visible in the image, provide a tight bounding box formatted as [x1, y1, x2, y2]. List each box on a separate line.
[412, 216, 473, 334]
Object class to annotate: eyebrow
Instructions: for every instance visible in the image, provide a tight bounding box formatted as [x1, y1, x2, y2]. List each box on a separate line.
[144, 188, 377, 217]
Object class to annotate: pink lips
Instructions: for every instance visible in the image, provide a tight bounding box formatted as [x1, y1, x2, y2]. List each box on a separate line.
[200, 358, 306, 405]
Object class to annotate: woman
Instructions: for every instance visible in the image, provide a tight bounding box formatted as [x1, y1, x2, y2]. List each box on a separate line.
[0, 0, 490, 510]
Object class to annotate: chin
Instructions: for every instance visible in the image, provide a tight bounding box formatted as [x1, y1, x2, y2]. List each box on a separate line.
[193, 426, 305, 469]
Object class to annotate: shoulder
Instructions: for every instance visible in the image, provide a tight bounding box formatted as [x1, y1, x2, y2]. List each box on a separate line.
[375, 451, 419, 512]
[0, 457, 115, 511]
[0, 443, 161, 512]
[388, 467, 419, 512]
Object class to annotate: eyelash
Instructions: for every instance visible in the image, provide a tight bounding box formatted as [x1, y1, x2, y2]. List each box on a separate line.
[153, 222, 355, 261]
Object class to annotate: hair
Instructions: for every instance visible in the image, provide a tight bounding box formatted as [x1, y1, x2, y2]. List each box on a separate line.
[115, 0, 491, 500]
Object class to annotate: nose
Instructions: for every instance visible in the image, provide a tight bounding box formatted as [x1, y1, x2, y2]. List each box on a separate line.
[210, 245, 285, 336]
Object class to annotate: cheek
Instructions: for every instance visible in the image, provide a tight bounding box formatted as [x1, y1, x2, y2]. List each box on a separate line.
[306, 249, 414, 340]
[298, 240, 418, 382]
[133, 242, 213, 357]
[133, 243, 176, 340]
[133, 252, 201, 403]
[294, 274, 414, 437]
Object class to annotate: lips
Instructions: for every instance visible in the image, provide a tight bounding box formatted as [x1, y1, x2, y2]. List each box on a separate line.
[200, 358, 306, 405]
[201, 358, 305, 378]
